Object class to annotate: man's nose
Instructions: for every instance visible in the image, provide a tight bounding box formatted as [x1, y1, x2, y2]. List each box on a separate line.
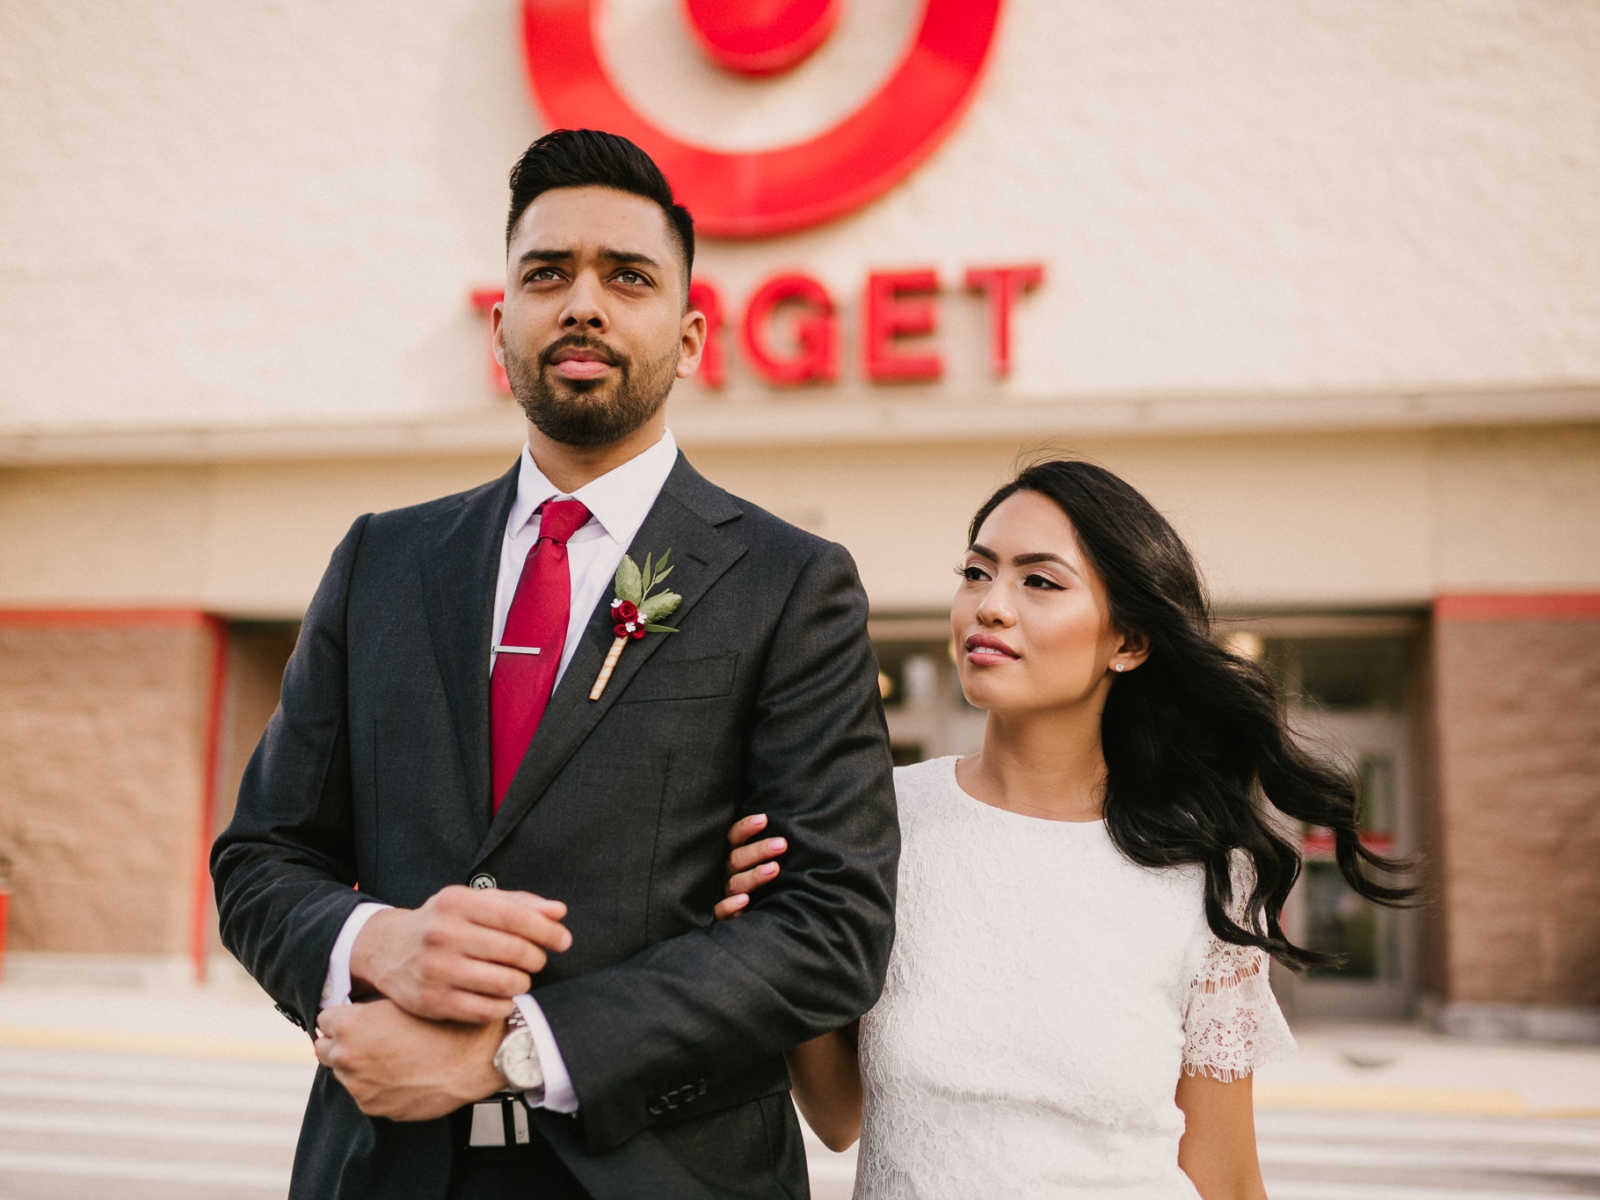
[560, 274, 607, 330]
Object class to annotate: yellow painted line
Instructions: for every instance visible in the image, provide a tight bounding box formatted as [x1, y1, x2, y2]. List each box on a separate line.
[1256, 1082, 1526, 1115]
[0, 1025, 314, 1063]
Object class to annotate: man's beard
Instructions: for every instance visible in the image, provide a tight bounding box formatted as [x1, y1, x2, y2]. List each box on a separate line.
[505, 334, 679, 448]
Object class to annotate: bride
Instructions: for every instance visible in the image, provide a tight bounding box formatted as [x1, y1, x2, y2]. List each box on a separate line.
[718, 459, 1411, 1199]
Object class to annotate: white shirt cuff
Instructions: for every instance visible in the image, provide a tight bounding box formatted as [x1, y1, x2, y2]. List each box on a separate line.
[515, 994, 578, 1113]
[320, 902, 390, 1010]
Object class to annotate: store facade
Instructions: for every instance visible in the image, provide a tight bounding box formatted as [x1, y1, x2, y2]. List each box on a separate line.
[2, 1, 1597, 1036]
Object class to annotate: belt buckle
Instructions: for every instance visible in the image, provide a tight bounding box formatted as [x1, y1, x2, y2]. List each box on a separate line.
[467, 1093, 531, 1147]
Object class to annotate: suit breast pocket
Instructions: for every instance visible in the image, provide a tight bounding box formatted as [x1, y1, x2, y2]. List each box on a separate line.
[616, 651, 739, 705]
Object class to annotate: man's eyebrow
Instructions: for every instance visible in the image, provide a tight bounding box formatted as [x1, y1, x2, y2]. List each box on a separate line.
[597, 248, 663, 272]
[517, 248, 571, 266]
[514, 247, 664, 272]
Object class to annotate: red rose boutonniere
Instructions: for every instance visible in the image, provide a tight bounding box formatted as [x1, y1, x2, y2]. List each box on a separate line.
[588, 550, 681, 701]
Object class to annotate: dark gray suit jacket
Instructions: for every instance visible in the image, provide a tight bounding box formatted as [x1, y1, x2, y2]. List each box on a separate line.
[211, 454, 899, 1199]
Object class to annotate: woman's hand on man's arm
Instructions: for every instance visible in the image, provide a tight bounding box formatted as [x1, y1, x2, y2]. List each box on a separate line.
[714, 812, 788, 920]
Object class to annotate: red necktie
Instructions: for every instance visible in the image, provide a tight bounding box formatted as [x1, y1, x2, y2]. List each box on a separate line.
[490, 498, 590, 812]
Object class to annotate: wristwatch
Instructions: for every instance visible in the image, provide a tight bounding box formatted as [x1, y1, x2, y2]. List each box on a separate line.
[492, 1006, 545, 1095]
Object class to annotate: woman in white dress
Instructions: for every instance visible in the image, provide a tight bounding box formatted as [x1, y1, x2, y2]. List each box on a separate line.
[717, 460, 1411, 1199]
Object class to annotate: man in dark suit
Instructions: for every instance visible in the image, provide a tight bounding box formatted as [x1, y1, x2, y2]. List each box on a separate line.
[212, 129, 899, 1199]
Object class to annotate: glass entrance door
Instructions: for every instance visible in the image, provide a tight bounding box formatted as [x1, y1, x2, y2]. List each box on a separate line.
[1273, 709, 1418, 1020]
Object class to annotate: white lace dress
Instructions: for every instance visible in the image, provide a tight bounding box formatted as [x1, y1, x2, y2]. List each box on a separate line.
[853, 757, 1294, 1199]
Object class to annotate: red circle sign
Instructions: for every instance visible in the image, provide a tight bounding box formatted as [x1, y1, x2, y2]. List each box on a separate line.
[521, 0, 1004, 238]
[682, 0, 838, 76]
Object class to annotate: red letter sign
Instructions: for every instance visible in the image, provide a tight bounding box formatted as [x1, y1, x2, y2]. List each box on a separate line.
[964, 264, 1043, 378]
[742, 273, 838, 385]
[471, 288, 510, 394]
[863, 270, 942, 382]
[689, 279, 726, 389]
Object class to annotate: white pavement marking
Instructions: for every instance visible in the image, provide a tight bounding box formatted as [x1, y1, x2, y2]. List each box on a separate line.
[0, 1111, 298, 1146]
[1268, 1186, 1591, 1200]
[0, 1150, 287, 1188]
[0, 1050, 311, 1086]
[1258, 1110, 1600, 1147]
[0, 1077, 304, 1115]
[1259, 1139, 1600, 1176]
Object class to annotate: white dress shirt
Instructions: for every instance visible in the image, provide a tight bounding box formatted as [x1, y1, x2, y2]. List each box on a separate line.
[321, 429, 680, 1114]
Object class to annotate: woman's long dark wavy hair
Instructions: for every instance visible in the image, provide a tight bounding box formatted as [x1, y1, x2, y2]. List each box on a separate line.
[970, 460, 1415, 969]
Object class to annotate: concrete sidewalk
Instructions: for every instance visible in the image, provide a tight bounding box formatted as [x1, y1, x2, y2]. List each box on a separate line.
[1, 954, 1596, 1118]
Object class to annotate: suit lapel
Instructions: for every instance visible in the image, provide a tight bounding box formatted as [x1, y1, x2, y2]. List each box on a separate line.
[473, 455, 745, 865]
[418, 462, 519, 845]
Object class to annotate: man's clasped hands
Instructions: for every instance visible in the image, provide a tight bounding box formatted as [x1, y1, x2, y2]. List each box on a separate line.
[312, 885, 572, 1121]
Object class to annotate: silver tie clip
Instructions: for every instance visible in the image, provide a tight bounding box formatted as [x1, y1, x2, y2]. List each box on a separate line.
[493, 644, 542, 656]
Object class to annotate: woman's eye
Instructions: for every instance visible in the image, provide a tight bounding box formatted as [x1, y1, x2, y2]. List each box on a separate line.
[1023, 573, 1063, 590]
[957, 565, 988, 582]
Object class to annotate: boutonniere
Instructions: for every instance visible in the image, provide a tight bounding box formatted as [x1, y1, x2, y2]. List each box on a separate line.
[588, 550, 681, 701]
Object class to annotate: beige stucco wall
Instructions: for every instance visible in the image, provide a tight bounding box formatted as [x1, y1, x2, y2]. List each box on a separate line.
[2, 0, 1598, 450]
[4, 3, 1596, 609]
[3, 424, 1597, 616]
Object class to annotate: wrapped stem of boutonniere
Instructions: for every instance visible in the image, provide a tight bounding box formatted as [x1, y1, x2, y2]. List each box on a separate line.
[589, 549, 681, 701]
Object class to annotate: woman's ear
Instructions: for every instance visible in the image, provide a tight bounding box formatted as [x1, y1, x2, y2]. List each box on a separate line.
[1110, 631, 1151, 675]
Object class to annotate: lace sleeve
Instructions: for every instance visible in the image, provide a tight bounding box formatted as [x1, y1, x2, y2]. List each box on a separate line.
[1181, 856, 1295, 1083]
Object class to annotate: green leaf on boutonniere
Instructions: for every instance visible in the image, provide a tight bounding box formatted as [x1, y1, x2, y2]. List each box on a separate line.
[593, 546, 683, 702]
[615, 555, 643, 606]
[640, 591, 681, 622]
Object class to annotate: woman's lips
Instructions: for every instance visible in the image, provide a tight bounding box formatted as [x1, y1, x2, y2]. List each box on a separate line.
[964, 635, 1020, 664]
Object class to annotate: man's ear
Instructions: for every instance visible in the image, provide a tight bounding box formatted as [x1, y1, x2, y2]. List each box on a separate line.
[676, 306, 707, 379]
[1110, 630, 1151, 674]
[490, 302, 506, 368]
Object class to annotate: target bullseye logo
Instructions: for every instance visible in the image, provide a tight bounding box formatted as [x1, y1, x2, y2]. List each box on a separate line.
[521, 0, 1004, 237]
[682, 0, 840, 76]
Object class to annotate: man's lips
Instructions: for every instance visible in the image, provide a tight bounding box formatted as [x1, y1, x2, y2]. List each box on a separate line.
[964, 634, 1020, 662]
[552, 358, 612, 379]
[546, 344, 618, 379]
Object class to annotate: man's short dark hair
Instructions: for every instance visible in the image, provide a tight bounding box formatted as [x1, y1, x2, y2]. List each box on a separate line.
[505, 129, 695, 287]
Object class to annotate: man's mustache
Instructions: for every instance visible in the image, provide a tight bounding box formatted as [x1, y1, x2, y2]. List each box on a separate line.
[540, 336, 623, 369]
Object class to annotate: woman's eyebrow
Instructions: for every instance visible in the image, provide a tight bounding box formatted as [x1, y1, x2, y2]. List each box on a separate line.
[968, 546, 1083, 580]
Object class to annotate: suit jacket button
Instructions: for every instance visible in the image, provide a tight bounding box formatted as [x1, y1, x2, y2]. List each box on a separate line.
[468, 873, 497, 890]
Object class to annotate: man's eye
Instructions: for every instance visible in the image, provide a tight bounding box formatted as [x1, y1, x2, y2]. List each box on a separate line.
[615, 270, 648, 285]
[525, 267, 560, 283]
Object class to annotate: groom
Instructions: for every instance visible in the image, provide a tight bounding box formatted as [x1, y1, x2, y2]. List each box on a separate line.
[212, 129, 899, 1199]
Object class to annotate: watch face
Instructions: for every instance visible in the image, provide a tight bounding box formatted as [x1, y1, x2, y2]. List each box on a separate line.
[496, 1029, 543, 1091]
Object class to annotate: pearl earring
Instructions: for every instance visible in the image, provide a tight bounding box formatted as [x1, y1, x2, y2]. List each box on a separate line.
[1112, 663, 1125, 673]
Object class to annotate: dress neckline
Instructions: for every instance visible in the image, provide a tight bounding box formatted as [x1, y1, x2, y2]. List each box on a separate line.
[931, 755, 1109, 829]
